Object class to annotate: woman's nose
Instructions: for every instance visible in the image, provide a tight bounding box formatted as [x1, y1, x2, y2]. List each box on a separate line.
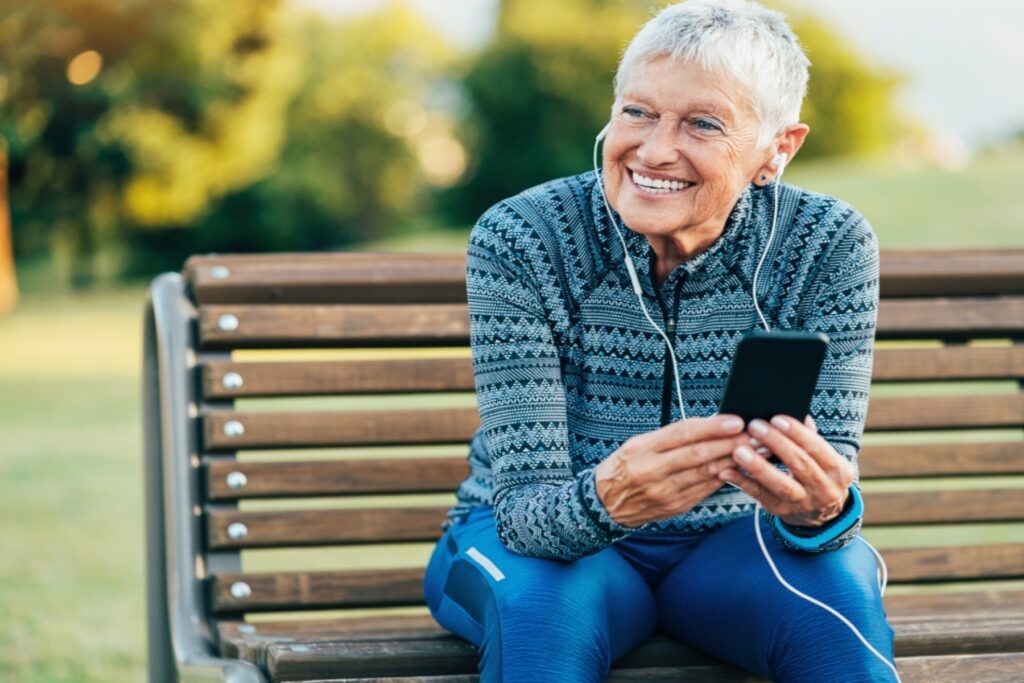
[636, 119, 681, 167]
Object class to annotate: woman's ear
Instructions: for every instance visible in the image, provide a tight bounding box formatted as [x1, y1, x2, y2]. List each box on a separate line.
[755, 123, 810, 185]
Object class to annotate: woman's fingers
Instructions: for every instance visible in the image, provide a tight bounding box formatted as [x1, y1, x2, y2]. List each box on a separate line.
[760, 415, 854, 487]
[659, 433, 753, 473]
[746, 418, 841, 502]
[727, 444, 810, 504]
[718, 466, 783, 507]
[641, 414, 745, 452]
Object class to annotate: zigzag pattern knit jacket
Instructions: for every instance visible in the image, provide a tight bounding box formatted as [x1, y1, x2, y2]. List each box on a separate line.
[446, 170, 880, 560]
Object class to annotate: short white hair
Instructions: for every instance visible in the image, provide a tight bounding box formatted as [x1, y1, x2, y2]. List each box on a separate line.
[613, 0, 810, 149]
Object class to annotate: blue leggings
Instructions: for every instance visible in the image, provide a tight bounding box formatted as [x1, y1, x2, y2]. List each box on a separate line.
[423, 506, 896, 682]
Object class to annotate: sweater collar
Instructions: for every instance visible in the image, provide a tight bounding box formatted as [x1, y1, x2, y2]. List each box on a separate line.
[589, 171, 767, 297]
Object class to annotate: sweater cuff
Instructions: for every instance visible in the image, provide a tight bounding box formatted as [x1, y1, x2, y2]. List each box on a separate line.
[764, 485, 864, 553]
[576, 465, 640, 542]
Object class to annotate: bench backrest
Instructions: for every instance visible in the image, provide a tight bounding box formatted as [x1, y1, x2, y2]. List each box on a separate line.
[159, 249, 1024, 627]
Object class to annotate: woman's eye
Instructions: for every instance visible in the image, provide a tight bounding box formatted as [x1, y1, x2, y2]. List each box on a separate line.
[622, 106, 647, 119]
[695, 118, 722, 132]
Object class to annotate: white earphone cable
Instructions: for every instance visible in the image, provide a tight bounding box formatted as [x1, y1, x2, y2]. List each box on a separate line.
[753, 500, 901, 679]
[750, 164, 781, 332]
[593, 136, 686, 421]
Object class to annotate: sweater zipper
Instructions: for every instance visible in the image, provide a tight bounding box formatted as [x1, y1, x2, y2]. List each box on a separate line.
[657, 276, 685, 427]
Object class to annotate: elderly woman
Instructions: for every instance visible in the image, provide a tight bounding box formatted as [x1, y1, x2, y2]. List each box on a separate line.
[423, 1, 896, 681]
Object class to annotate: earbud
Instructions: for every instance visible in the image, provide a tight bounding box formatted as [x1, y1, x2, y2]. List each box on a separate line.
[771, 152, 788, 174]
[596, 122, 610, 142]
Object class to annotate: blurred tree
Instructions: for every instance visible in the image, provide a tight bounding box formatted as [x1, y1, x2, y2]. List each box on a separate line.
[441, 0, 649, 223]
[1, 0, 301, 286]
[784, 9, 905, 160]
[2, 0, 463, 280]
[0, 138, 16, 314]
[125, 5, 460, 274]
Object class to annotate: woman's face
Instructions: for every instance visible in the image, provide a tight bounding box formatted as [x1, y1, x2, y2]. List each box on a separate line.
[602, 56, 771, 247]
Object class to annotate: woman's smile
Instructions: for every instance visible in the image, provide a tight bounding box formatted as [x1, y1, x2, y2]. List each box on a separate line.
[628, 169, 695, 196]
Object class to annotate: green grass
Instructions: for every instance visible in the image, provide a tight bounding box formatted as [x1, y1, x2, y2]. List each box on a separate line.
[0, 284, 150, 682]
[785, 150, 1024, 248]
[2, 152, 1023, 681]
[354, 148, 1024, 253]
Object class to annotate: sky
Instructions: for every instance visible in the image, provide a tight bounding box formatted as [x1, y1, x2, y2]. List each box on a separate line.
[296, 0, 1024, 151]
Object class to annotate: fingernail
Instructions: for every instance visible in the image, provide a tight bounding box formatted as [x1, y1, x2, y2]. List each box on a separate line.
[721, 416, 744, 432]
[771, 416, 790, 431]
[749, 419, 768, 436]
[750, 437, 762, 448]
[719, 469, 734, 481]
[735, 446, 754, 464]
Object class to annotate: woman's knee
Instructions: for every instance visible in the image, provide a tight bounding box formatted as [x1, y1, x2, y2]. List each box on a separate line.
[765, 541, 896, 681]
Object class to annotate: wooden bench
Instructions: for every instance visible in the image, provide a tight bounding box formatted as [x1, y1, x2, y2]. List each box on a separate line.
[143, 249, 1024, 682]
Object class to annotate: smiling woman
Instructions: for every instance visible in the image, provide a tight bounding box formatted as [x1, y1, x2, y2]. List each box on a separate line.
[422, 1, 896, 681]
[602, 56, 808, 275]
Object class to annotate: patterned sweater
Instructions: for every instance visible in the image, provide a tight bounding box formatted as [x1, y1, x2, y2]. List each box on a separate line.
[445, 170, 879, 561]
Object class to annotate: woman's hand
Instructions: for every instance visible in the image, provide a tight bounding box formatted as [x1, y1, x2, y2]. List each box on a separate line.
[595, 415, 755, 528]
[719, 415, 855, 527]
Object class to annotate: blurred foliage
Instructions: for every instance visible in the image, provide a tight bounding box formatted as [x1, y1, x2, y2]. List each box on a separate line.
[2, 0, 303, 283]
[2, 0, 456, 281]
[785, 10, 905, 160]
[1, 0, 908, 287]
[439, 0, 649, 223]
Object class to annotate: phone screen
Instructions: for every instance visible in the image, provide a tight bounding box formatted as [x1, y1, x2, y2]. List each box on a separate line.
[718, 330, 829, 426]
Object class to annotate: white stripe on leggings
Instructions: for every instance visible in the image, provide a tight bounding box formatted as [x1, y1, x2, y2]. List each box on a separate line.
[466, 547, 506, 582]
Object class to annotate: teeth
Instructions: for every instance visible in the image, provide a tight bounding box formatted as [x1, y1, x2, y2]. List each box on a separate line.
[631, 171, 690, 193]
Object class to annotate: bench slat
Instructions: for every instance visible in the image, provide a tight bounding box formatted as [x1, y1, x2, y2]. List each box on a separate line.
[208, 506, 450, 548]
[200, 346, 1024, 399]
[858, 442, 1024, 478]
[194, 298, 1024, 350]
[878, 298, 1024, 339]
[865, 489, 1024, 525]
[198, 304, 470, 349]
[186, 253, 467, 305]
[864, 394, 1024, 431]
[262, 638, 1024, 682]
[887, 544, 1024, 582]
[263, 637, 733, 681]
[878, 250, 1024, 297]
[871, 345, 1024, 381]
[207, 457, 467, 500]
[202, 395, 1021, 451]
[203, 408, 480, 450]
[218, 589, 1024, 646]
[204, 442, 1024, 501]
[219, 592, 1024, 679]
[185, 250, 1024, 305]
[257, 654, 1024, 683]
[212, 567, 425, 613]
[210, 544, 1024, 613]
[207, 491, 1024, 549]
[202, 358, 474, 398]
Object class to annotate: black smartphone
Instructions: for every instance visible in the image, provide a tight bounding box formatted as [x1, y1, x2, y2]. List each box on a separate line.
[718, 330, 829, 453]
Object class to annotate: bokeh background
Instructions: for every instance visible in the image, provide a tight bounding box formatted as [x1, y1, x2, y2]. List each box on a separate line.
[1, 0, 1022, 681]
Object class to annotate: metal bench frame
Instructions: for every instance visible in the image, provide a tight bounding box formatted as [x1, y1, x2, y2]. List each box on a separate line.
[145, 273, 266, 683]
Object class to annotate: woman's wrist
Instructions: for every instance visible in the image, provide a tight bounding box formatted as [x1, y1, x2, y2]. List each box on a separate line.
[770, 485, 863, 549]
[780, 486, 851, 529]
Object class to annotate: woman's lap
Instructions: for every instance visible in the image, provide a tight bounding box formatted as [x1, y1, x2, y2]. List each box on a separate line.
[424, 506, 895, 682]
[423, 506, 658, 683]
[656, 514, 895, 682]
